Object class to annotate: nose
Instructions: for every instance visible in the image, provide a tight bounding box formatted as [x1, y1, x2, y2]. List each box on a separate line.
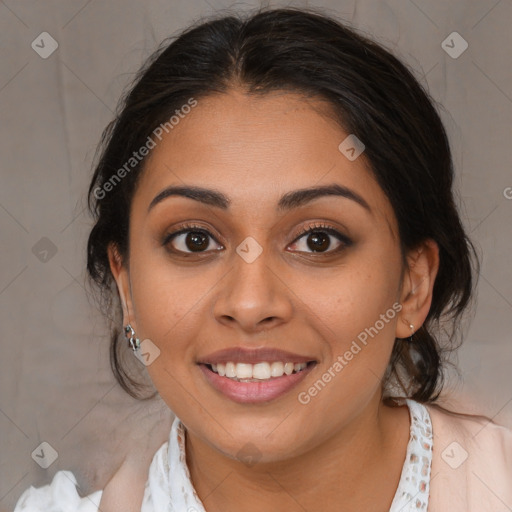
[212, 242, 294, 334]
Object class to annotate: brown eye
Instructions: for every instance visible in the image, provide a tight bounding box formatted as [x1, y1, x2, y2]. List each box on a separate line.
[306, 231, 331, 252]
[184, 231, 210, 252]
[289, 224, 352, 254]
[163, 227, 222, 254]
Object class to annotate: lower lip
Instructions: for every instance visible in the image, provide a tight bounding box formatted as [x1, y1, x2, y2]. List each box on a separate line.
[198, 363, 315, 404]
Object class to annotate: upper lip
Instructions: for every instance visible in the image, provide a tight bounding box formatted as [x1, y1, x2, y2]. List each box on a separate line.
[197, 347, 317, 365]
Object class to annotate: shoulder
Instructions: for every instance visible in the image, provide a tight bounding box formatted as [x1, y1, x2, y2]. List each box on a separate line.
[427, 403, 512, 460]
[13, 470, 102, 511]
[98, 439, 170, 512]
[13, 407, 174, 512]
[425, 402, 512, 511]
[13, 439, 171, 512]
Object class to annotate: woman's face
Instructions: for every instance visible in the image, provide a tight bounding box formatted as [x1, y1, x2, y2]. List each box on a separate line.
[110, 89, 422, 463]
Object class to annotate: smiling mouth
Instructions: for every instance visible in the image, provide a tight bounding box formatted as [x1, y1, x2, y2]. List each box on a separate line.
[203, 361, 316, 382]
[198, 358, 317, 404]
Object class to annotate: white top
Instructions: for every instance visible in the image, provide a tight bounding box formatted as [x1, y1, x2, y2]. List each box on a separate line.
[14, 399, 433, 511]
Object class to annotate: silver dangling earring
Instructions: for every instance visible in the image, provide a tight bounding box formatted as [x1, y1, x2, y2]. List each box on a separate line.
[124, 324, 141, 352]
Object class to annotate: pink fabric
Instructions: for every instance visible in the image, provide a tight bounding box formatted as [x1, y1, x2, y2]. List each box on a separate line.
[427, 404, 512, 510]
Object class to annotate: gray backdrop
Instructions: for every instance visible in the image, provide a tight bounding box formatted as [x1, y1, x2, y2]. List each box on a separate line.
[1, 0, 511, 509]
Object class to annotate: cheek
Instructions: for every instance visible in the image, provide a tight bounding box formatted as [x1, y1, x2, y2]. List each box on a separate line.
[296, 275, 401, 416]
[127, 247, 209, 411]
[127, 244, 208, 349]
[296, 249, 401, 336]
[293, 248, 402, 390]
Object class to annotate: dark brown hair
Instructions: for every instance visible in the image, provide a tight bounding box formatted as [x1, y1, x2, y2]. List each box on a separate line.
[86, 6, 479, 402]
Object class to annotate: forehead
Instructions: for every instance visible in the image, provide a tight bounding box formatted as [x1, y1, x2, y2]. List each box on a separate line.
[132, 89, 396, 232]
[146, 90, 347, 177]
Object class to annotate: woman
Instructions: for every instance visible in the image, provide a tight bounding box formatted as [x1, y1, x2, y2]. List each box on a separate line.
[14, 6, 512, 511]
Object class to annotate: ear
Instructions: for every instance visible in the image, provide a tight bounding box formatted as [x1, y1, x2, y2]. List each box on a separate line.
[108, 243, 136, 329]
[396, 238, 440, 339]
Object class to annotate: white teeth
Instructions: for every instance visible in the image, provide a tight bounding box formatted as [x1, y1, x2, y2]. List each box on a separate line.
[235, 363, 253, 379]
[284, 362, 294, 375]
[208, 361, 310, 380]
[252, 362, 271, 379]
[270, 362, 284, 377]
[225, 362, 236, 378]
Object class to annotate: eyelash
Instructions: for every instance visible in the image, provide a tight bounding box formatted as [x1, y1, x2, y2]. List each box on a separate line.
[162, 221, 352, 255]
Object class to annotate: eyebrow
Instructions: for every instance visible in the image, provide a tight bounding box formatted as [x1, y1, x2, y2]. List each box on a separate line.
[147, 183, 372, 214]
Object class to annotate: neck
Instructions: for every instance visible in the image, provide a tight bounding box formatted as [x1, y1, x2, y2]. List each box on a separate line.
[185, 393, 410, 512]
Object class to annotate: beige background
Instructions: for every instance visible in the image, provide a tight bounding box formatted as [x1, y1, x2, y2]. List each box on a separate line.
[1, 0, 511, 509]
